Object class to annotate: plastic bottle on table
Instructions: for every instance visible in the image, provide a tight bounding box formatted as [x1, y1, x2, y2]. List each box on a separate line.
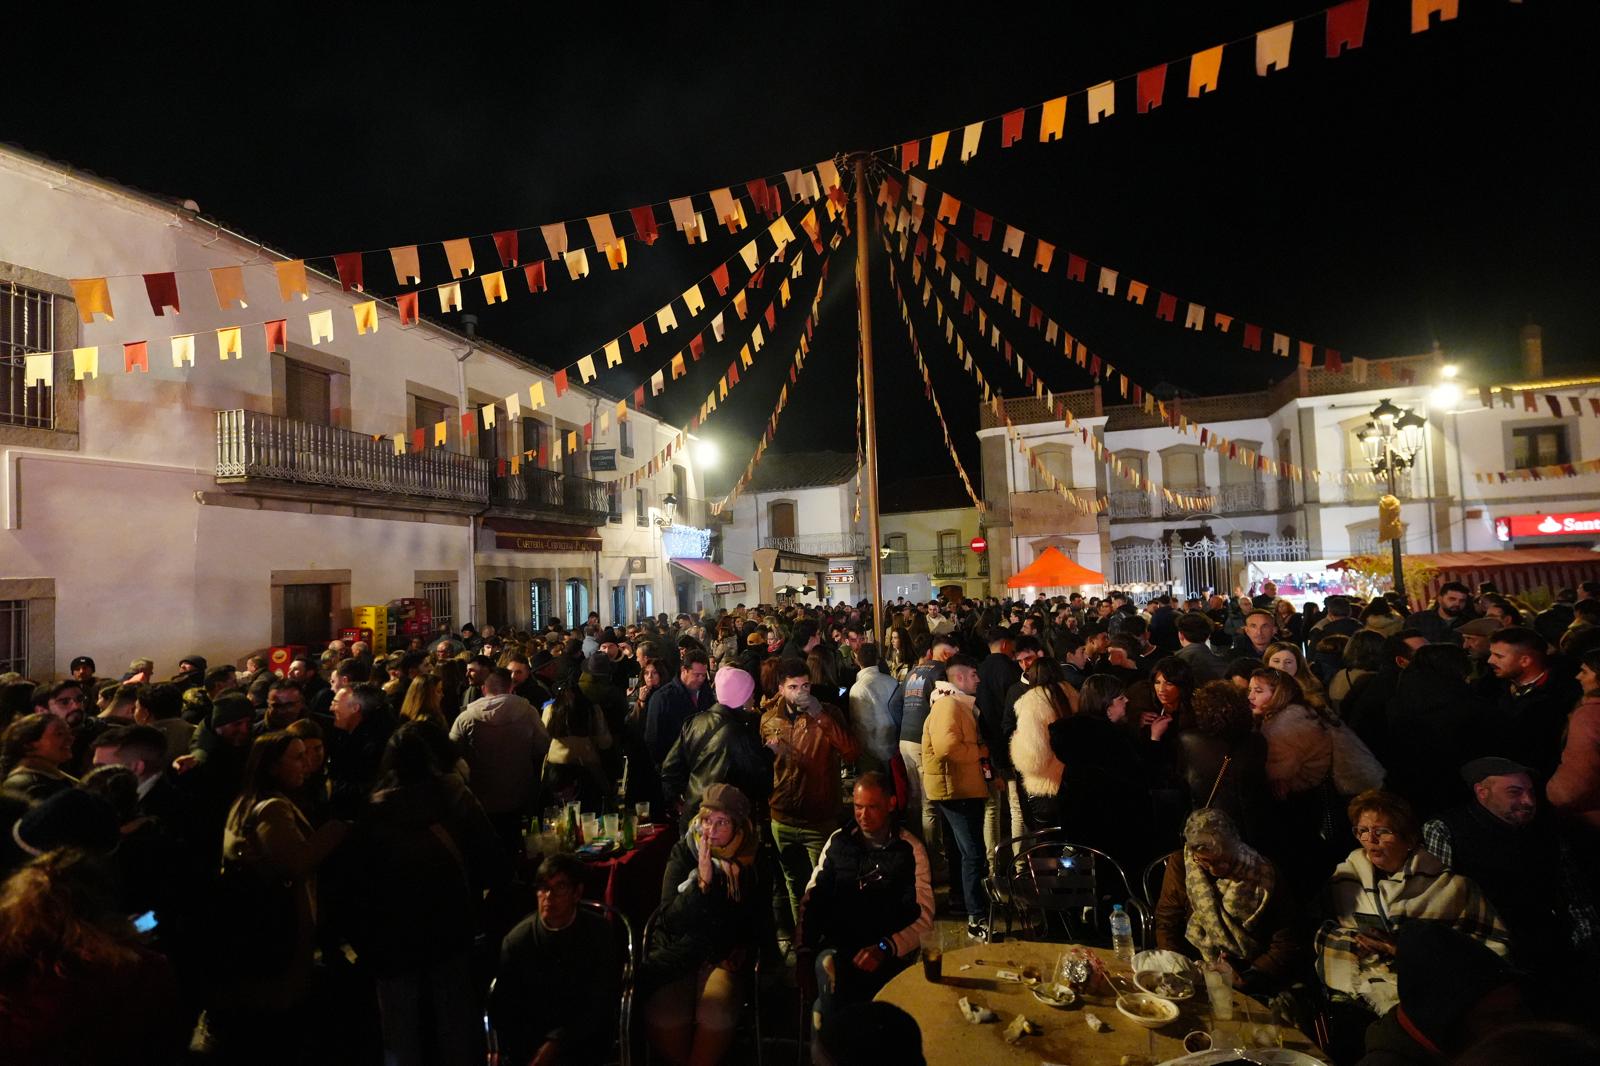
[1109, 905, 1134, 967]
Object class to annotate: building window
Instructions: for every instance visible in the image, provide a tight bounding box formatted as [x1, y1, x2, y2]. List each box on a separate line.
[1511, 426, 1571, 469]
[938, 529, 961, 574]
[0, 599, 27, 674]
[1, 282, 55, 430]
[885, 533, 908, 574]
[636, 487, 649, 527]
[529, 579, 550, 630]
[634, 584, 654, 622]
[564, 578, 588, 626]
[1031, 445, 1073, 491]
[285, 360, 333, 425]
[282, 584, 333, 647]
[619, 418, 634, 458]
[421, 580, 454, 635]
[768, 500, 797, 540]
[608, 484, 623, 524]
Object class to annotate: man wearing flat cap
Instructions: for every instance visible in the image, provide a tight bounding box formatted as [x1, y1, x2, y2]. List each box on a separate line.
[1423, 756, 1598, 980]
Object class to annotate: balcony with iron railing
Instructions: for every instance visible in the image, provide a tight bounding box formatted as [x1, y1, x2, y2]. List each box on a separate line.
[1315, 468, 1423, 505]
[216, 409, 608, 524]
[1108, 490, 1152, 519]
[759, 531, 868, 557]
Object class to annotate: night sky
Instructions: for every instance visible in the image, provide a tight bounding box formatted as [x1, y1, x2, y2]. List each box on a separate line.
[9, 2, 1596, 496]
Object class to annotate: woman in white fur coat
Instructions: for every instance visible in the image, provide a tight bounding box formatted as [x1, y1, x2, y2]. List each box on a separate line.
[1008, 658, 1079, 829]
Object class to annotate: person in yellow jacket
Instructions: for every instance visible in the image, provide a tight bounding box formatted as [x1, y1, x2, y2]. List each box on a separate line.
[920, 654, 997, 939]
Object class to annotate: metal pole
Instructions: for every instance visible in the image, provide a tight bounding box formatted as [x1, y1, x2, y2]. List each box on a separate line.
[850, 152, 886, 647]
[1387, 440, 1405, 603]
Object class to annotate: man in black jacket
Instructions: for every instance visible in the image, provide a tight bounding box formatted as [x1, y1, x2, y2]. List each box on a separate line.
[976, 630, 1021, 873]
[645, 649, 714, 766]
[1485, 627, 1580, 779]
[660, 665, 772, 823]
[1405, 580, 1470, 645]
[799, 773, 933, 1030]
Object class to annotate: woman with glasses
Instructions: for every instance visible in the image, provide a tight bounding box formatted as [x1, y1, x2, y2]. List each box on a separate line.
[642, 783, 765, 1065]
[1314, 789, 1508, 1056]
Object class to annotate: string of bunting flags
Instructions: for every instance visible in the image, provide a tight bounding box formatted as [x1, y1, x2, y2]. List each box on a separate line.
[875, 0, 1467, 175]
[875, 175, 1383, 488]
[904, 337, 986, 513]
[1474, 457, 1600, 486]
[58, 156, 849, 304]
[406, 203, 843, 461]
[873, 158, 1410, 387]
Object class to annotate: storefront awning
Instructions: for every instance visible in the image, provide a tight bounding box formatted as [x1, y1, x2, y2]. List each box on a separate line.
[671, 557, 747, 594]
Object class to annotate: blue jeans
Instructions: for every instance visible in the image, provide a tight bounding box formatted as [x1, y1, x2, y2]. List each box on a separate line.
[933, 797, 987, 922]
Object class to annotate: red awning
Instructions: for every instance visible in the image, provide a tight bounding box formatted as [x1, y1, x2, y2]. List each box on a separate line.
[671, 558, 747, 593]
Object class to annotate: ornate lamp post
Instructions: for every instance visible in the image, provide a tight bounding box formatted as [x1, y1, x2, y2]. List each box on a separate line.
[1357, 399, 1427, 597]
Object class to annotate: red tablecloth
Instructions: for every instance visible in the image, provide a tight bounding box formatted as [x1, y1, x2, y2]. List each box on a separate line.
[577, 823, 676, 930]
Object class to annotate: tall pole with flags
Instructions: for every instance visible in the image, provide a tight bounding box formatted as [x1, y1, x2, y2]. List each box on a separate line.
[850, 152, 886, 647]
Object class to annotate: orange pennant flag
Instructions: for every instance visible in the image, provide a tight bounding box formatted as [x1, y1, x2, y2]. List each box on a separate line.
[389, 245, 421, 285]
[1039, 97, 1067, 143]
[1188, 45, 1224, 96]
[480, 271, 508, 304]
[210, 266, 249, 309]
[70, 277, 114, 322]
[274, 260, 310, 302]
[443, 238, 475, 277]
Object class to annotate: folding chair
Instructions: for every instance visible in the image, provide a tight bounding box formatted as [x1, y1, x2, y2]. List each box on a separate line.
[484, 898, 635, 1066]
[1018, 841, 1150, 947]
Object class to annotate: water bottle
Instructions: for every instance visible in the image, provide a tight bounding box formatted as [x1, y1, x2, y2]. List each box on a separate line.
[1109, 904, 1134, 967]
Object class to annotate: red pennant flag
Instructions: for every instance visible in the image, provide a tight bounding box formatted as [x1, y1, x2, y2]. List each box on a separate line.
[553, 369, 569, 397]
[629, 322, 649, 352]
[1024, 367, 1035, 388]
[493, 230, 520, 267]
[123, 341, 149, 373]
[805, 316, 814, 339]
[523, 261, 548, 294]
[1137, 64, 1168, 112]
[462, 412, 476, 437]
[1155, 292, 1178, 321]
[1027, 305, 1043, 328]
[143, 272, 181, 316]
[396, 292, 419, 327]
[749, 264, 767, 290]
[962, 292, 976, 316]
[914, 233, 928, 260]
[537, 444, 548, 467]
[634, 386, 646, 408]
[630, 206, 659, 245]
[789, 365, 798, 384]
[1000, 109, 1025, 147]
[264, 319, 288, 352]
[333, 252, 364, 292]
[583, 422, 593, 442]
[689, 333, 706, 361]
[764, 303, 776, 331]
[1325, 348, 1344, 373]
[1200, 428, 1209, 445]
[412, 428, 425, 453]
[1326, 0, 1369, 57]
[711, 264, 731, 296]
[972, 211, 993, 241]
[1243, 323, 1263, 351]
[1065, 254, 1087, 282]
[955, 240, 972, 264]
[746, 179, 778, 219]
[1546, 395, 1563, 417]
[497, 457, 506, 477]
[1090, 354, 1102, 376]
[1133, 384, 1144, 404]
[729, 362, 740, 386]
[1228, 442, 1238, 459]
[902, 139, 921, 169]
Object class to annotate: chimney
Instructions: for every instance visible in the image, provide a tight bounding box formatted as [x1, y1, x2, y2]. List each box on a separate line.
[1519, 321, 1543, 380]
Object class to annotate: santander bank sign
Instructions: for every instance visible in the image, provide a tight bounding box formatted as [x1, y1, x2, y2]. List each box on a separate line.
[1496, 512, 1600, 541]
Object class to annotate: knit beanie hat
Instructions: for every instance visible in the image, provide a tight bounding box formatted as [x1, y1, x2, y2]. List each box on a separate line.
[714, 665, 755, 709]
[13, 789, 121, 856]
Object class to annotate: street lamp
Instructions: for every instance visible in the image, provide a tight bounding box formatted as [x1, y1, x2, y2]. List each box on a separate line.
[1357, 398, 1427, 597]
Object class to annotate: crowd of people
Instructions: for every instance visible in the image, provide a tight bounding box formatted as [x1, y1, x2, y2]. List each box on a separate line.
[2, 578, 1600, 1065]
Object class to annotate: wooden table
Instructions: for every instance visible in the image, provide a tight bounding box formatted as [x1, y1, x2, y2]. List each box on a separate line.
[875, 941, 1326, 1065]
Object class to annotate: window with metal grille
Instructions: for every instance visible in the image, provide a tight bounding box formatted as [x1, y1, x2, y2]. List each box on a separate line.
[619, 418, 633, 458]
[0, 600, 26, 674]
[1, 282, 55, 429]
[421, 581, 454, 634]
[636, 487, 649, 527]
[608, 484, 623, 524]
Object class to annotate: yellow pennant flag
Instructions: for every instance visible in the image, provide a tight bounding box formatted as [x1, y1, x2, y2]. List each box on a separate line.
[739, 241, 760, 273]
[770, 216, 796, 252]
[308, 308, 334, 345]
[615, 398, 628, 423]
[682, 284, 706, 316]
[566, 430, 578, 454]
[210, 265, 249, 309]
[739, 345, 753, 369]
[505, 392, 521, 419]
[577, 355, 598, 383]
[216, 326, 242, 360]
[780, 278, 791, 306]
[72, 346, 99, 380]
[927, 130, 950, 168]
[392, 434, 406, 456]
[23, 353, 52, 386]
[437, 283, 463, 313]
[480, 271, 508, 304]
[656, 305, 678, 333]
[275, 260, 310, 302]
[599, 410, 610, 433]
[434, 421, 448, 446]
[750, 324, 764, 352]
[481, 404, 497, 429]
[719, 376, 728, 401]
[1039, 97, 1067, 142]
[733, 290, 748, 320]
[69, 277, 114, 322]
[604, 339, 622, 368]
[171, 334, 196, 367]
[564, 249, 590, 280]
[670, 353, 686, 379]
[352, 300, 379, 335]
[443, 237, 475, 277]
[604, 239, 628, 270]
[528, 381, 547, 410]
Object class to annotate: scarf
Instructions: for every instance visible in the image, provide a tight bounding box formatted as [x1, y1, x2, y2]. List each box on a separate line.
[1182, 840, 1274, 963]
[930, 680, 975, 712]
[682, 809, 759, 902]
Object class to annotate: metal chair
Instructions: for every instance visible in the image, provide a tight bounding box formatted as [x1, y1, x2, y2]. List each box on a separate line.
[1142, 850, 1179, 910]
[984, 826, 1066, 940]
[638, 903, 764, 1066]
[484, 898, 636, 1066]
[1015, 840, 1151, 948]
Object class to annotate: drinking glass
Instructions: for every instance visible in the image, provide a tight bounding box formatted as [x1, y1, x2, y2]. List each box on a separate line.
[636, 800, 652, 823]
[918, 930, 944, 982]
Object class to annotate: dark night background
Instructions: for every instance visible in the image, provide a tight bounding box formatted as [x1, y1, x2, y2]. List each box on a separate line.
[8, 2, 1597, 495]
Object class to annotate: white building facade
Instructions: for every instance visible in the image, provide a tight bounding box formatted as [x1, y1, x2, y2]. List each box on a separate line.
[979, 349, 1600, 598]
[720, 452, 867, 606]
[0, 147, 713, 679]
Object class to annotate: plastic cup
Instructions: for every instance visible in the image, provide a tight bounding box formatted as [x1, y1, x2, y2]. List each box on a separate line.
[919, 931, 943, 982]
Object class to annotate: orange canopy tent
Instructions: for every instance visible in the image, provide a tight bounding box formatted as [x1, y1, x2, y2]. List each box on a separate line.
[1006, 546, 1105, 589]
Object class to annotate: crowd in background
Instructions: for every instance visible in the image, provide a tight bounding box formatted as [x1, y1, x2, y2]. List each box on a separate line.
[3, 577, 1600, 1064]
